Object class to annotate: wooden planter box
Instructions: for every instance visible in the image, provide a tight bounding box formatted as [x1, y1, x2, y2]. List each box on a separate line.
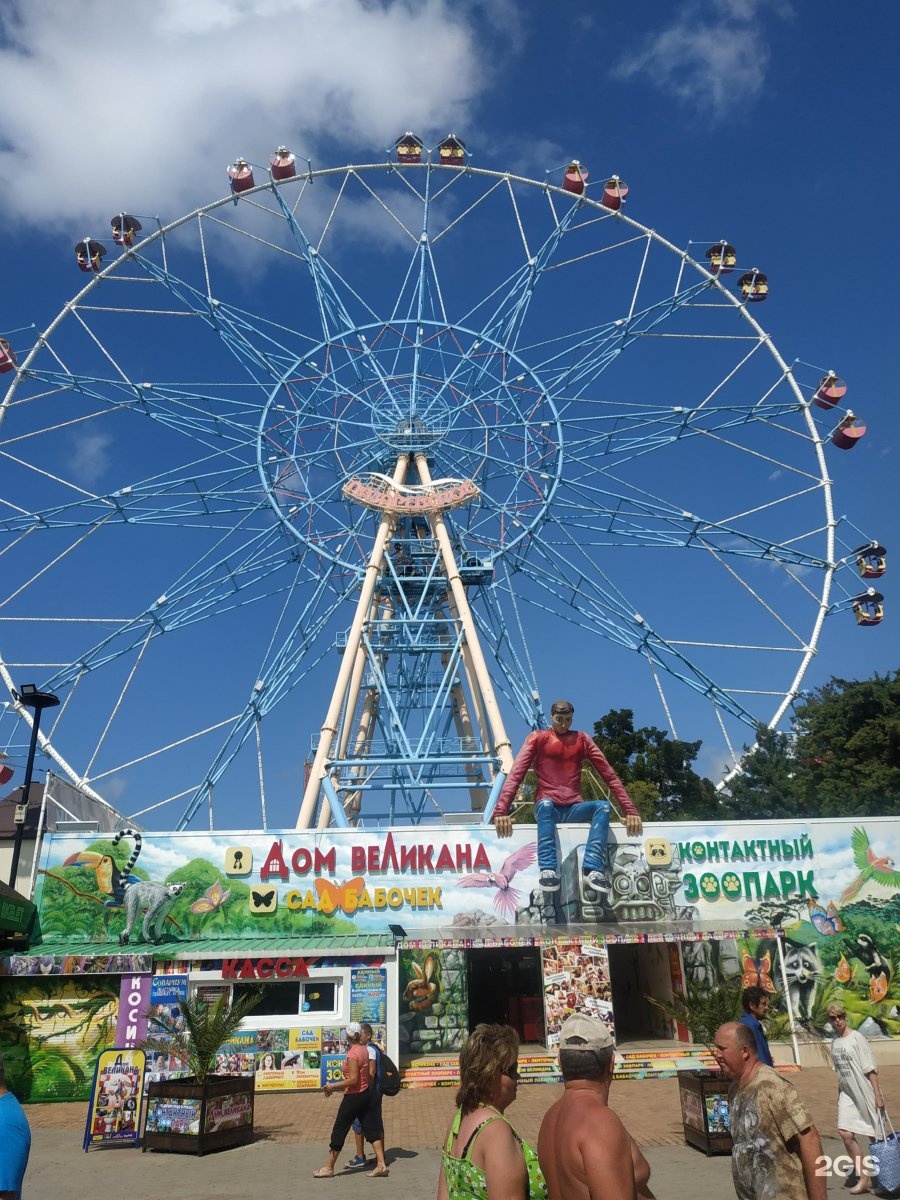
[143, 1074, 254, 1155]
[677, 1069, 733, 1156]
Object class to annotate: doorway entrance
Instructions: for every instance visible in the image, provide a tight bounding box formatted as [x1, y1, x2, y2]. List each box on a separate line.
[606, 942, 677, 1045]
[466, 948, 545, 1044]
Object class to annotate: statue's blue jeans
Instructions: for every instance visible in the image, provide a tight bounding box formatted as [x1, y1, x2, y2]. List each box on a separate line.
[535, 797, 610, 874]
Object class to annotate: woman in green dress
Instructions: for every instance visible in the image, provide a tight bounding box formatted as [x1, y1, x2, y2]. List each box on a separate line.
[438, 1024, 546, 1200]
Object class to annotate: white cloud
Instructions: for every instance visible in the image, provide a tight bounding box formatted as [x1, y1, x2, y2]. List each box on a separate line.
[69, 430, 113, 485]
[0, 0, 500, 229]
[613, 0, 793, 121]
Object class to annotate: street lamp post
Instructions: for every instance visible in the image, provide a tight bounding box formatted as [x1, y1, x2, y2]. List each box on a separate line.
[7, 684, 60, 890]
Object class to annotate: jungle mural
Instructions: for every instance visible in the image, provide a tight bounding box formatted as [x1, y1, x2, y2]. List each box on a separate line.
[0, 975, 119, 1101]
[681, 826, 900, 1041]
[399, 948, 467, 1056]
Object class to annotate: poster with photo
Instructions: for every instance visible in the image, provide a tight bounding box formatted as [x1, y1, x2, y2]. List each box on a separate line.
[82, 1049, 145, 1150]
[214, 1031, 256, 1076]
[252, 1026, 327, 1091]
[144, 974, 190, 1083]
[145, 1096, 202, 1135]
[541, 941, 613, 1045]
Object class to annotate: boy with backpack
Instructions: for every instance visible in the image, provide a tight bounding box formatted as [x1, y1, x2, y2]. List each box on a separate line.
[346, 1022, 398, 1176]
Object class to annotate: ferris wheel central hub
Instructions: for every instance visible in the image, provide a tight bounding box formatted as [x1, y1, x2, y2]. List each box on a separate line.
[370, 388, 453, 452]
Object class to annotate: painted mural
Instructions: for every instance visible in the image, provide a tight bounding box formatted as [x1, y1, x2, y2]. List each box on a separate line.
[0, 975, 119, 1100]
[11, 815, 900, 1056]
[31, 818, 892, 943]
[399, 947, 468, 1055]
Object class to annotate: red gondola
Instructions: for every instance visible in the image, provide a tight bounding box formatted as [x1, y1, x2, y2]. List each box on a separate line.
[705, 242, 737, 275]
[0, 337, 16, 374]
[852, 589, 884, 626]
[227, 158, 255, 193]
[737, 269, 768, 302]
[854, 542, 886, 579]
[601, 176, 628, 210]
[562, 162, 588, 195]
[832, 414, 866, 450]
[438, 135, 465, 167]
[269, 147, 296, 180]
[813, 373, 847, 410]
[110, 213, 142, 247]
[75, 239, 107, 273]
[395, 133, 423, 164]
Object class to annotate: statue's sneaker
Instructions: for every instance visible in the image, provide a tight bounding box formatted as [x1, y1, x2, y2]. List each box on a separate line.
[539, 869, 560, 891]
[583, 870, 611, 896]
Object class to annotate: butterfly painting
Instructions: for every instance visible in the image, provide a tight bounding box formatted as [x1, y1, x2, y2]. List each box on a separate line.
[807, 899, 845, 936]
[251, 888, 277, 910]
[190, 878, 231, 915]
[741, 950, 776, 993]
[315, 877, 366, 916]
[834, 954, 853, 983]
[870, 972, 889, 1003]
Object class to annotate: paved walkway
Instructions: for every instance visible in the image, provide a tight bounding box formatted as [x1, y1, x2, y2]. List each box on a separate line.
[23, 1064, 900, 1197]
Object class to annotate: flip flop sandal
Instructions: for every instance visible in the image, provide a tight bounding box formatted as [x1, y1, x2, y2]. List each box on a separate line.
[366, 1167, 390, 1178]
[312, 1168, 335, 1178]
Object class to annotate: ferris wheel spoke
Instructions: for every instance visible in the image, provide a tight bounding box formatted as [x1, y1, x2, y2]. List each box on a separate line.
[175, 564, 356, 829]
[503, 548, 760, 723]
[455, 197, 585, 358]
[40, 520, 306, 689]
[517, 279, 714, 400]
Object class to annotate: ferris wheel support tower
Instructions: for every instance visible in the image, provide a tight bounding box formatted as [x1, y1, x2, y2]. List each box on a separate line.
[295, 451, 514, 830]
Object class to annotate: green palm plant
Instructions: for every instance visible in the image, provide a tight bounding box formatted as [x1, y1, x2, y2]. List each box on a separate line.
[141, 989, 262, 1081]
[646, 976, 743, 1051]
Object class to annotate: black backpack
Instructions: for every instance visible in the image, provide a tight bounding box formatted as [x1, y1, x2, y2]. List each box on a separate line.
[374, 1045, 401, 1097]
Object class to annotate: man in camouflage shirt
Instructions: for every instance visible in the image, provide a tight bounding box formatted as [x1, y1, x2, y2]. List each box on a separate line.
[714, 1022, 826, 1200]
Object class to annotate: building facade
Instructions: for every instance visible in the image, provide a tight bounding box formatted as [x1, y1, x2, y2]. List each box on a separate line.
[1, 815, 896, 1100]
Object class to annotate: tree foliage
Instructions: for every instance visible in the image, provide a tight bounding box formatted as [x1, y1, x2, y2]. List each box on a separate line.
[142, 988, 263, 1080]
[591, 708, 720, 821]
[724, 672, 900, 819]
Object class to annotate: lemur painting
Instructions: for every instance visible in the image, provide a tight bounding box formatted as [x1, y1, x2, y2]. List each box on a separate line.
[119, 880, 186, 945]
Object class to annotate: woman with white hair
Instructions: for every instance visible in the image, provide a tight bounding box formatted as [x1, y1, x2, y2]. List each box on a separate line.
[827, 1003, 886, 1195]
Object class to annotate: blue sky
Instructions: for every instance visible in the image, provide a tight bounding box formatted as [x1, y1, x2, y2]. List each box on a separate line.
[0, 1, 897, 832]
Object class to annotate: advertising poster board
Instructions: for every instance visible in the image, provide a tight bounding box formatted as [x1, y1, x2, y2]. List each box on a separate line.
[115, 973, 152, 1049]
[205, 1090, 254, 1133]
[254, 1027, 324, 1091]
[82, 1049, 145, 1151]
[144, 1095, 202, 1136]
[144, 974, 189, 1084]
[542, 940, 613, 1045]
[350, 967, 388, 1026]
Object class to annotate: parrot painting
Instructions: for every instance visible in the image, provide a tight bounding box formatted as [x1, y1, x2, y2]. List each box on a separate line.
[839, 827, 900, 906]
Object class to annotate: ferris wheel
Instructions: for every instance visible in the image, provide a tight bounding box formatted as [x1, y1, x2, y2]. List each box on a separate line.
[0, 139, 880, 830]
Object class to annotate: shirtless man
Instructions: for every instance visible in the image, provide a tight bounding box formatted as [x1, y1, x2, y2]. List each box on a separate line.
[538, 1013, 653, 1200]
[493, 700, 641, 893]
